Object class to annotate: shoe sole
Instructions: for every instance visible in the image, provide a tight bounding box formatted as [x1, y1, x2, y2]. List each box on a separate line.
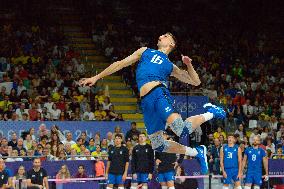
[200, 145, 208, 174]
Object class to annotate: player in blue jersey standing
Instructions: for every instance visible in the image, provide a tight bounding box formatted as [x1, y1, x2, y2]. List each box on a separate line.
[79, 32, 226, 174]
[220, 134, 243, 189]
[242, 136, 268, 189]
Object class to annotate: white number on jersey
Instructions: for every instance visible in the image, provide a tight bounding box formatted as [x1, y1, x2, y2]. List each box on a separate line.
[227, 152, 233, 159]
[150, 54, 164, 64]
[252, 154, 257, 161]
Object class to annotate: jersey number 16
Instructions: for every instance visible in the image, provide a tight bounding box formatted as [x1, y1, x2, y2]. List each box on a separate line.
[150, 54, 164, 64]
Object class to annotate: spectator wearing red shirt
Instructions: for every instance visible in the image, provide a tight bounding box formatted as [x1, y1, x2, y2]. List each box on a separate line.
[232, 92, 246, 106]
[28, 103, 39, 121]
[18, 65, 29, 79]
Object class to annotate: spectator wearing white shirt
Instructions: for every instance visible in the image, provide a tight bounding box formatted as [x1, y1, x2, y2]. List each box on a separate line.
[234, 123, 246, 140]
[17, 80, 26, 96]
[266, 138, 275, 154]
[83, 105, 94, 121]
[253, 101, 263, 118]
[260, 126, 269, 142]
[49, 104, 61, 120]
[102, 97, 112, 111]
[44, 97, 54, 112]
[76, 62, 85, 75]
[269, 115, 278, 131]
[242, 99, 254, 122]
[62, 132, 76, 146]
[15, 103, 28, 121]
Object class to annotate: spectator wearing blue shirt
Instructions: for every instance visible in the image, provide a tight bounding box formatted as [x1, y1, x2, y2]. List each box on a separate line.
[0, 158, 13, 188]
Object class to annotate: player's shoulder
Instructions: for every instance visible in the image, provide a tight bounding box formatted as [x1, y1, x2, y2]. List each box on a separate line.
[137, 47, 148, 54]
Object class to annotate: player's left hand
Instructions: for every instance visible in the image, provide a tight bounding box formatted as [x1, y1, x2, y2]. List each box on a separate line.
[181, 55, 192, 66]
[122, 173, 127, 181]
[262, 175, 269, 181]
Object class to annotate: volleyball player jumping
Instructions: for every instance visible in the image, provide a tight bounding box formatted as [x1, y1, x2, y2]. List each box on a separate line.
[79, 32, 226, 174]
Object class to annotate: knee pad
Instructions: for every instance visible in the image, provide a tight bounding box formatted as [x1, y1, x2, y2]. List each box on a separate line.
[168, 117, 192, 138]
[253, 186, 260, 189]
[148, 132, 170, 152]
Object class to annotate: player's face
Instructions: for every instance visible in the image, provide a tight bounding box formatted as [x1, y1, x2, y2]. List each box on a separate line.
[139, 134, 146, 144]
[157, 33, 175, 49]
[227, 136, 235, 145]
[115, 137, 122, 146]
[253, 136, 261, 146]
[33, 159, 41, 168]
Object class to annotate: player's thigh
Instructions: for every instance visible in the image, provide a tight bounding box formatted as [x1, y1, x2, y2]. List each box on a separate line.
[139, 173, 149, 183]
[245, 173, 253, 185]
[167, 180, 175, 187]
[157, 173, 166, 183]
[115, 174, 124, 185]
[223, 169, 233, 185]
[165, 171, 175, 183]
[155, 88, 177, 122]
[231, 169, 240, 183]
[253, 173, 263, 186]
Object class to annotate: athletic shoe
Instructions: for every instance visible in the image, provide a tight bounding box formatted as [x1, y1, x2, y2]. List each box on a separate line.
[195, 145, 208, 174]
[203, 103, 226, 119]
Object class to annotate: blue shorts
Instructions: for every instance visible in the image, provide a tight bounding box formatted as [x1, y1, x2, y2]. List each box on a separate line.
[245, 172, 262, 186]
[107, 173, 124, 185]
[157, 171, 175, 183]
[223, 168, 239, 184]
[133, 173, 149, 183]
[141, 85, 176, 135]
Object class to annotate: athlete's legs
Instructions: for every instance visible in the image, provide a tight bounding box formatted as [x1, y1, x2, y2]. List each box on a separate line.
[160, 182, 167, 189]
[167, 181, 175, 188]
[244, 184, 252, 189]
[106, 184, 113, 189]
[234, 181, 242, 188]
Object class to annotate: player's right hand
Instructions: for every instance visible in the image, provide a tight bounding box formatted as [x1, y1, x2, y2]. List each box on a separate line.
[133, 173, 137, 180]
[79, 77, 98, 87]
[223, 171, 227, 178]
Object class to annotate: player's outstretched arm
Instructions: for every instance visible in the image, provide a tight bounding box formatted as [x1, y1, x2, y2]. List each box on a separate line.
[79, 47, 147, 86]
[237, 147, 243, 178]
[171, 55, 201, 86]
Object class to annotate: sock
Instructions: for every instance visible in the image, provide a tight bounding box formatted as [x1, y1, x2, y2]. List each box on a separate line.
[201, 112, 214, 121]
[244, 186, 251, 189]
[142, 186, 148, 189]
[168, 187, 175, 189]
[235, 186, 242, 189]
[161, 186, 168, 189]
[222, 186, 229, 189]
[185, 147, 198, 156]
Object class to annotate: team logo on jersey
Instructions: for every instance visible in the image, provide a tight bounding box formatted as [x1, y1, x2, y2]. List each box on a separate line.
[258, 151, 260, 154]
[146, 149, 148, 153]
[1, 175, 4, 179]
[165, 107, 171, 112]
[249, 151, 252, 153]
[136, 149, 139, 152]
[120, 151, 122, 154]
[234, 149, 236, 151]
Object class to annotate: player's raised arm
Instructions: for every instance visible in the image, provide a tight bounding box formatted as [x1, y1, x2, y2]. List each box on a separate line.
[171, 55, 201, 86]
[79, 47, 147, 86]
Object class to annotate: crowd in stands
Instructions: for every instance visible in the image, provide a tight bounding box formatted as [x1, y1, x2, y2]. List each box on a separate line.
[0, 21, 123, 121]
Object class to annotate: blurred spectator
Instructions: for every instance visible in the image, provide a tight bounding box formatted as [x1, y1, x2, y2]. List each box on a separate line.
[87, 138, 96, 153]
[91, 145, 102, 159]
[249, 128, 261, 145]
[94, 105, 106, 121]
[125, 122, 140, 142]
[8, 132, 18, 148]
[72, 138, 83, 154]
[62, 132, 76, 146]
[23, 134, 33, 150]
[234, 123, 246, 141]
[5, 150, 23, 162]
[67, 149, 80, 161]
[113, 126, 124, 140]
[209, 138, 221, 174]
[56, 165, 71, 179]
[266, 138, 275, 154]
[13, 165, 27, 189]
[273, 148, 284, 159]
[74, 165, 88, 178]
[213, 126, 226, 139]
[276, 124, 284, 141]
[95, 89, 106, 104]
[106, 132, 114, 147]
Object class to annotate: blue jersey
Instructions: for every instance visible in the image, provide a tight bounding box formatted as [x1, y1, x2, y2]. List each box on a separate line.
[223, 144, 239, 169]
[136, 48, 173, 91]
[245, 147, 266, 173]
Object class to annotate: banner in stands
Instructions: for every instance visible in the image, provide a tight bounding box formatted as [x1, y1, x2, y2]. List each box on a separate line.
[173, 96, 209, 119]
[0, 121, 131, 140]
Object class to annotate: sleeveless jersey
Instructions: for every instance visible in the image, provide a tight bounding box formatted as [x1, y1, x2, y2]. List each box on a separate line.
[223, 144, 239, 169]
[136, 48, 173, 91]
